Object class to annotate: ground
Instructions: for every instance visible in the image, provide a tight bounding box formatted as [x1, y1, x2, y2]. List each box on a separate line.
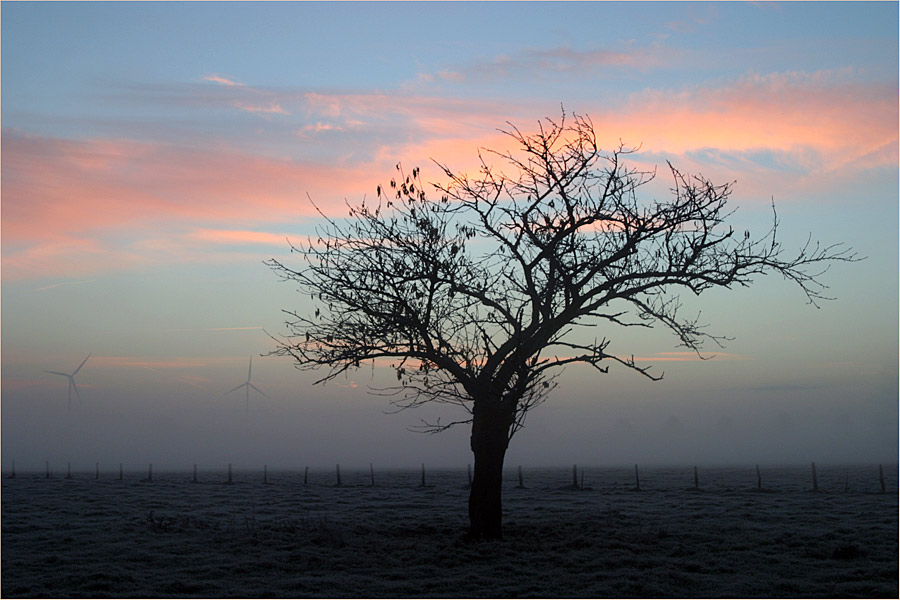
[2, 465, 897, 597]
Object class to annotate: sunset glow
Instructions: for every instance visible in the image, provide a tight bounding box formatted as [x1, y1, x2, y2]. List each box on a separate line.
[2, 2, 896, 469]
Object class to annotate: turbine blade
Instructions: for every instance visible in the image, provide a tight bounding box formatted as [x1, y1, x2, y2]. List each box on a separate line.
[249, 383, 270, 399]
[71, 379, 82, 404]
[225, 383, 247, 395]
[73, 353, 92, 375]
[44, 370, 69, 377]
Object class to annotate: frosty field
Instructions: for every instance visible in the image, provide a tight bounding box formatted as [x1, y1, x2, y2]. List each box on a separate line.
[2, 464, 897, 598]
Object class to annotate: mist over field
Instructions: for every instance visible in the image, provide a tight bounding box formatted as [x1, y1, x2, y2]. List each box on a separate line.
[4, 267, 896, 473]
[3, 360, 895, 472]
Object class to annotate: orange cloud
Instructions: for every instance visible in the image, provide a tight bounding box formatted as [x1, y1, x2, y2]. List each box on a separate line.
[387, 71, 896, 202]
[601, 70, 897, 172]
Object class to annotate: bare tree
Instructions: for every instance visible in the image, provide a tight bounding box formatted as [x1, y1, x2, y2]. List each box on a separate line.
[267, 112, 855, 540]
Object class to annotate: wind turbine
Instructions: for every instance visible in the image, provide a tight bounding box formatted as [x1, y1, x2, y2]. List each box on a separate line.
[44, 354, 91, 412]
[226, 356, 270, 412]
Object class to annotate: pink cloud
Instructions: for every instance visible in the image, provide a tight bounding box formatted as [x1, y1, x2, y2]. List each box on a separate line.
[0, 131, 391, 280]
[314, 68, 895, 186]
[203, 74, 242, 87]
[2, 236, 147, 281]
[2, 229, 308, 281]
[296, 122, 346, 136]
[1, 131, 379, 245]
[1, 94, 519, 279]
[437, 70, 465, 82]
[393, 70, 896, 201]
[428, 45, 666, 83]
[3, 68, 892, 281]
[195, 67, 893, 185]
[234, 101, 290, 115]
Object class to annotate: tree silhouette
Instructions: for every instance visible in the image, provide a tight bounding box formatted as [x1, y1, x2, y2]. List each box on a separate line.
[267, 112, 855, 540]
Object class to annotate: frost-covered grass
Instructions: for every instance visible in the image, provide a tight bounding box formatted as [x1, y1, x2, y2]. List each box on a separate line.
[2, 465, 897, 598]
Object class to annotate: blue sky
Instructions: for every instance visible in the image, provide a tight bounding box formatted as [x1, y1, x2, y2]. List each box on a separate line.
[2, 1, 897, 470]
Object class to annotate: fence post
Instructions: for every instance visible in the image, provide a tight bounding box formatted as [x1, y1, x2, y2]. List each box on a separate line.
[46, 461, 50, 479]
[9, 460, 15, 479]
[335, 463, 341, 487]
[119, 463, 123, 481]
[811, 462, 818, 491]
[756, 464, 762, 490]
[694, 466, 699, 490]
[263, 464, 268, 484]
[634, 464, 640, 491]
[304, 466, 308, 485]
[192, 463, 198, 483]
[66, 462, 72, 480]
[879, 464, 886, 493]
[419, 463, 426, 487]
[227, 463, 233, 484]
[572, 464, 578, 489]
[516, 465, 525, 489]
[369, 462, 375, 487]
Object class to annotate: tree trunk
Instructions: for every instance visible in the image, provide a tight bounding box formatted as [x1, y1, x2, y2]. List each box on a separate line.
[467, 400, 514, 540]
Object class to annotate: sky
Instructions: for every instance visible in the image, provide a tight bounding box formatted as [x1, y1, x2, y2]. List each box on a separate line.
[2, 1, 897, 472]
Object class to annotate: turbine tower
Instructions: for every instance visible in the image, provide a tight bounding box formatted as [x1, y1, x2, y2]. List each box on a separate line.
[226, 356, 269, 412]
[44, 354, 91, 412]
